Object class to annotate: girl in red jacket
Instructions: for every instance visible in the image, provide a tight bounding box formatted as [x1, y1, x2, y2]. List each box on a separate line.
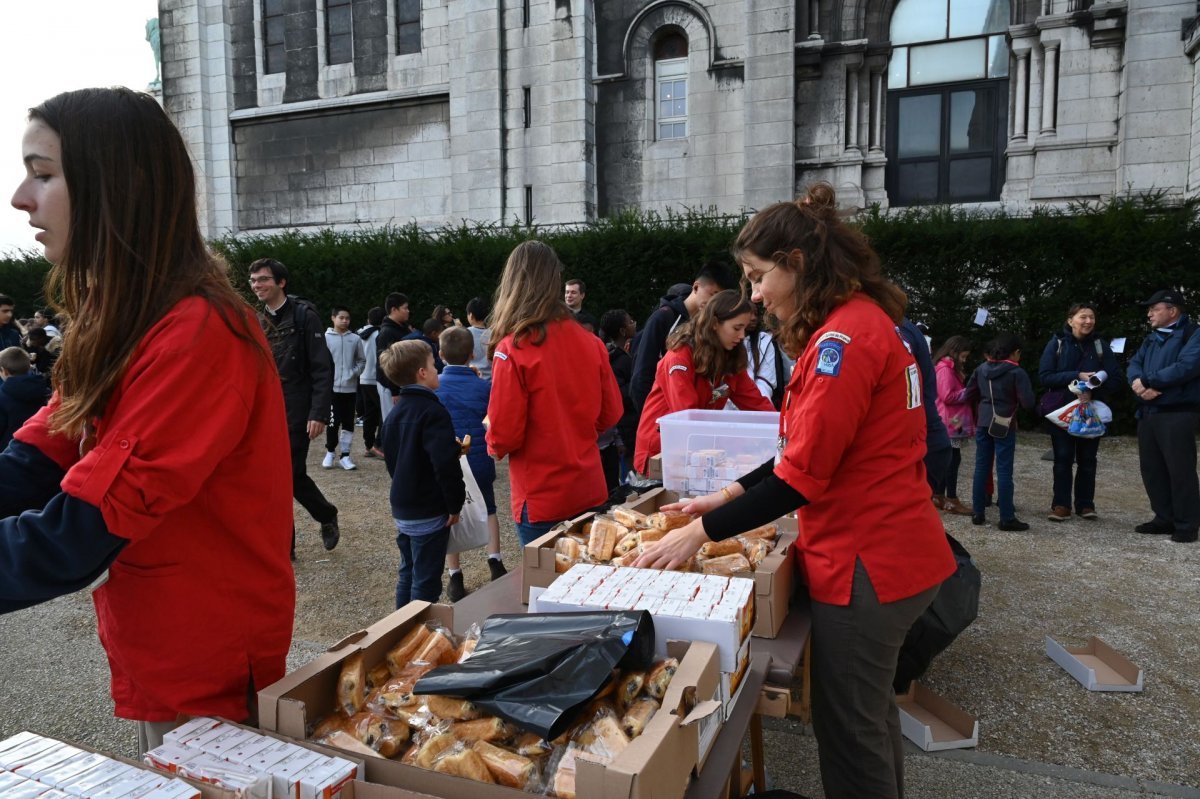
[3, 88, 294, 753]
[485, 241, 623, 545]
[637, 183, 954, 799]
[633, 289, 774, 474]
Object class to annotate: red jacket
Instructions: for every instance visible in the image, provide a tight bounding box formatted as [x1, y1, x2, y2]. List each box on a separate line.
[634, 345, 774, 474]
[773, 295, 955, 605]
[15, 297, 295, 721]
[486, 318, 623, 523]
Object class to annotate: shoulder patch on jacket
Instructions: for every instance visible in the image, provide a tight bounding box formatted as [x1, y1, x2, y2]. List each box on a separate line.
[816, 331, 852, 345]
[815, 340, 844, 377]
[494, 351, 508, 361]
[668, 364, 689, 375]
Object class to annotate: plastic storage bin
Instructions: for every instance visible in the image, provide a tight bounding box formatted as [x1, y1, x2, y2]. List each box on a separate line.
[658, 409, 780, 495]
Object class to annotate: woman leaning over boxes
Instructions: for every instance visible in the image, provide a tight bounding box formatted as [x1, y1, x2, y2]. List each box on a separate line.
[636, 183, 955, 799]
[485, 240, 623, 546]
[2, 88, 294, 753]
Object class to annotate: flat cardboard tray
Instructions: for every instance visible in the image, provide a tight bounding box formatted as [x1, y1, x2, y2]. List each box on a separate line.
[1045, 636, 1144, 692]
[257, 602, 722, 799]
[895, 682, 979, 751]
[522, 489, 796, 639]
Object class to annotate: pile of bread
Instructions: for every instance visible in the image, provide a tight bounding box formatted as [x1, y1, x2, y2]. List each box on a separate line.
[309, 620, 679, 797]
[554, 507, 779, 577]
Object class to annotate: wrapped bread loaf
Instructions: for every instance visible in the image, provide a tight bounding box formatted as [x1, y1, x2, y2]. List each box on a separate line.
[616, 671, 644, 712]
[620, 697, 659, 739]
[450, 716, 511, 743]
[337, 653, 368, 716]
[433, 745, 494, 783]
[587, 516, 624, 561]
[613, 532, 640, 557]
[426, 694, 482, 720]
[636, 528, 667, 545]
[698, 538, 744, 558]
[413, 732, 458, 769]
[611, 507, 650, 529]
[412, 628, 457, 666]
[366, 661, 392, 691]
[555, 537, 581, 573]
[744, 538, 771, 568]
[347, 711, 409, 758]
[700, 553, 752, 577]
[473, 741, 536, 789]
[513, 732, 552, 759]
[647, 510, 692, 532]
[740, 522, 778, 541]
[319, 730, 385, 759]
[644, 658, 678, 700]
[311, 711, 349, 740]
[576, 709, 629, 758]
[386, 623, 432, 675]
[370, 661, 436, 714]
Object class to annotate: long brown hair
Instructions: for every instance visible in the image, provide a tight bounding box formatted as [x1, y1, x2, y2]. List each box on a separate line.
[666, 289, 754, 384]
[932, 335, 972, 381]
[31, 87, 264, 438]
[732, 182, 906, 355]
[488, 240, 572, 356]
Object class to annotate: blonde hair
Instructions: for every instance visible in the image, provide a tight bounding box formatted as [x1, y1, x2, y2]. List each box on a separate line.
[488, 240, 571, 357]
[380, 339, 432, 387]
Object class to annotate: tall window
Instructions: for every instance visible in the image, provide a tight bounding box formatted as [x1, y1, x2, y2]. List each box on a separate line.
[654, 33, 688, 140]
[327, 0, 353, 65]
[263, 0, 285, 74]
[885, 0, 1010, 205]
[397, 0, 421, 55]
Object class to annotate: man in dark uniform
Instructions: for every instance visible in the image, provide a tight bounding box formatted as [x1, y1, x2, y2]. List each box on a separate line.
[1128, 289, 1200, 543]
[249, 258, 339, 555]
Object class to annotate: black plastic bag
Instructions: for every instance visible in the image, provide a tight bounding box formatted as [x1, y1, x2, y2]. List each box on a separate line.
[893, 534, 981, 693]
[413, 610, 655, 740]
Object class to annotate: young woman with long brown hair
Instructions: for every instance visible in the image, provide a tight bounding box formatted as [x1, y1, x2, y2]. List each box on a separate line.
[632, 289, 774, 475]
[931, 335, 975, 514]
[485, 240, 623, 545]
[637, 183, 955, 799]
[1, 87, 294, 753]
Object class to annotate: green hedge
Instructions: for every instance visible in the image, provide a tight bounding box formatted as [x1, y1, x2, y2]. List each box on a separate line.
[3, 195, 1197, 433]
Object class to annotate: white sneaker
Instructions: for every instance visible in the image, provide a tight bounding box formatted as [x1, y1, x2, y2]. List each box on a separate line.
[321, 451, 336, 469]
[339, 455, 357, 471]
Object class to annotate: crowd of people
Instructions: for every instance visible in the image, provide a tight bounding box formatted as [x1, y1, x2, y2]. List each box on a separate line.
[2, 86, 1199, 798]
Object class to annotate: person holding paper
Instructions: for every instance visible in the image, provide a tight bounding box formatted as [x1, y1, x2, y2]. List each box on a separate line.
[635, 183, 955, 799]
[1128, 289, 1200, 543]
[1037, 303, 1123, 522]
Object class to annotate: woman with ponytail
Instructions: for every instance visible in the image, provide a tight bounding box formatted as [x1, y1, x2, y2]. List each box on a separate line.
[637, 183, 954, 799]
[3, 88, 294, 752]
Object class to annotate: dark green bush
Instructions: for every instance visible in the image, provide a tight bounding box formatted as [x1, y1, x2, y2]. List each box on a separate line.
[4, 195, 1196, 434]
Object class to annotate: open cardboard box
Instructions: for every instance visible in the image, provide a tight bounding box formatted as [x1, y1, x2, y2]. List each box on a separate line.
[257, 601, 722, 799]
[1045, 636, 1144, 692]
[342, 779, 443, 799]
[895, 682, 979, 751]
[523, 490, 796, 639]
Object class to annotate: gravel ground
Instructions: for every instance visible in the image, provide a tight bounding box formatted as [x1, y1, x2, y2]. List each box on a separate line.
[1, 431, 1197, 795]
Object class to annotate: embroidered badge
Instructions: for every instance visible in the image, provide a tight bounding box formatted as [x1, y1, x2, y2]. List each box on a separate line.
[815, 340, 843, 377]
[816, 331, 852, 345]
[494, 351, 509, 361]
[669, 364, 690, 375]
[905, 363, 922, 409]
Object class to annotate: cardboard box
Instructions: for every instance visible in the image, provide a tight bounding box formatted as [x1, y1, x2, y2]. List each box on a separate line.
[522, 490, 796, 639]
[341, 780, 443, 799]
[646, 454, 662, 481]
[1045, 636, 1144, 692]
[258, 602, 721, 799]
[895, 683, 979, 751]
[754, 685, 791, 719]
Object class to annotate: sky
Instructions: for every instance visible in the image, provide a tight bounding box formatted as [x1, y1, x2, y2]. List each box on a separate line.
[0, 0, 159, 258]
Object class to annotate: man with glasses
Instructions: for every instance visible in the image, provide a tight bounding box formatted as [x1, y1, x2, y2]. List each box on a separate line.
[248, 258, 340, 556]
[1129, 289, 1200, 543]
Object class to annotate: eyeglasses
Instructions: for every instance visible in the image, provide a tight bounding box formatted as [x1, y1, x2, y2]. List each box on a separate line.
[248, 276, 274, 285]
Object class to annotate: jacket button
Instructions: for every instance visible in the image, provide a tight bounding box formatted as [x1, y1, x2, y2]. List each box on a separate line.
[119, 440, 130, 449]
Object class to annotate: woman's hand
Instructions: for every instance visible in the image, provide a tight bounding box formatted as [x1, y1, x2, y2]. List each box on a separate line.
[661, 485, 741, 516]
[633, 519, 710, 570]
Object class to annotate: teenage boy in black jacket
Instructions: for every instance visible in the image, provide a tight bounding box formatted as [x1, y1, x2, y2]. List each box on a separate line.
[379, 339, 465, 607]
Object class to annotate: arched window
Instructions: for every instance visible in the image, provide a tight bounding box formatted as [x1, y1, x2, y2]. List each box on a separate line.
[886, 0, 1010, 205]
[654, 32, 689, 140]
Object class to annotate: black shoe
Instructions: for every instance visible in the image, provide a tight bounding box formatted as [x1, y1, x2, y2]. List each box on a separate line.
[1171, 529, 1198, 543]
[320, 518, 340, 551]
[290, 546, 297, 562]
[488, 558, 508, 581]
[998, 518, 1030, 531]
[971, 514, 985, 526]
[447, 571, 467, 602]
[1135, 520, 1173, 535]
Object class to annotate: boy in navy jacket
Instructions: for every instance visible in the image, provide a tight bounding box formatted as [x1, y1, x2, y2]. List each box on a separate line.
[436, 327, 505, 601]
[379, 340, 464, 607]
[0, 347, 48, 450]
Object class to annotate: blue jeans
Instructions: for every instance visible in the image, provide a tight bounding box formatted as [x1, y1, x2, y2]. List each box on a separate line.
[395, 527, 450, 607]
[516, 503, 563, 547]
[973, 427, 1016, 521]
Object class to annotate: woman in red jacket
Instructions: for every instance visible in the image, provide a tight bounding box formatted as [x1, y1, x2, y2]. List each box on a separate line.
[633, 289, 774, 474]
[637, 184, 955, 799]
[2, 88, 294, 753]
[486, 241, 622, 545]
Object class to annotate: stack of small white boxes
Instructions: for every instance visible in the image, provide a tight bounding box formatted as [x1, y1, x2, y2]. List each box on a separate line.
[0, 732, 198, 799]
[531, 564, 754, 713]
[145, 718, 356, 799]
[670, 450, 763, 497]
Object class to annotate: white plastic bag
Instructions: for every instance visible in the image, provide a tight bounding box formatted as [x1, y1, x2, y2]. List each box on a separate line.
[447, 455, 489, 554]
[1045, 399, 1113, 430]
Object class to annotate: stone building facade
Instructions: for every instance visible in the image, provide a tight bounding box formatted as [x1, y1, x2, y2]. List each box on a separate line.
[158, 0, 1200, 239]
